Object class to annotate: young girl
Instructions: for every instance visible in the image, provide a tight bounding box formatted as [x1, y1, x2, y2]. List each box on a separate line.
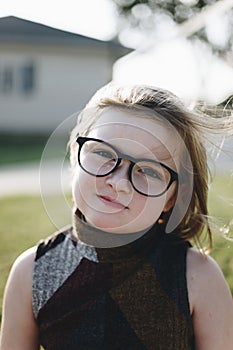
[1, 84, 233, 350]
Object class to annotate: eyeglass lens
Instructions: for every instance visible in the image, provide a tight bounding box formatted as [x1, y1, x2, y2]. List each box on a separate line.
[78, 138, 173, 197]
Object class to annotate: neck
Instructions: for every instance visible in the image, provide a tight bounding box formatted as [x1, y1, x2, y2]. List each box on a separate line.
[72, 209, 163, 253]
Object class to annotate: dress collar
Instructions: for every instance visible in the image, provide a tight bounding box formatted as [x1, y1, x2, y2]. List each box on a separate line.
[72, 209, 163, 263]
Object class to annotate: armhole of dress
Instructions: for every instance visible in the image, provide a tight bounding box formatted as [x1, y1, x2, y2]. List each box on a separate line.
[31, 230, 69, 319]
[32, 244, 40, 320]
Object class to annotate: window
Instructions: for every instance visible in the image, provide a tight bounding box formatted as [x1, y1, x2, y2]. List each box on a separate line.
[0, 67, 13, 93]
[0, 62, 36, 94]
[21, 63, 35, 93]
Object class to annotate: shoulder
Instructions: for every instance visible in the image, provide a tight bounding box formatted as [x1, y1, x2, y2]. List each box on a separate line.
[186, 247, 231, 311]
[187, 247, 225, 284]
[3, 247, 37, 309]
[4, 228, 70, 312]
[8, 246, 37, 286]
[187, 247, 233, 349]
[0, 247, 40, 349]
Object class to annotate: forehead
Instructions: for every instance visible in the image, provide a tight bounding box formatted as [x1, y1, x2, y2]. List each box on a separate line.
[87, 107, 184, 166]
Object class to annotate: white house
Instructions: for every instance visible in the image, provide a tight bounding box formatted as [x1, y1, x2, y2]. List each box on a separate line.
[0, 16, 129, 134]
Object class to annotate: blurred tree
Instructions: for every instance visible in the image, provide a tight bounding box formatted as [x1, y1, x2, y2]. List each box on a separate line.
[113, 0, 233, 53]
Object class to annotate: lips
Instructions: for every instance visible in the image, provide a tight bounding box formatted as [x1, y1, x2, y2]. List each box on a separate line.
[97, 195, 128, 209]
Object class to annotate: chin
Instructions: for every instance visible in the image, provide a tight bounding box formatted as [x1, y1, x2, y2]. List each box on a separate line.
[86, 216, 150, 234]
[89, 221, 128, 234]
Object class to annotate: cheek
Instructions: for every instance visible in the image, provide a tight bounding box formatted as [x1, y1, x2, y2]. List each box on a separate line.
[72, 168, 107, 209]
[72, 168, 94, 206]
[130, 193, 167, 227]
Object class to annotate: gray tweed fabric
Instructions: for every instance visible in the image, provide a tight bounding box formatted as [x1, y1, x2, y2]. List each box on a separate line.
[32, 231, 98, 318]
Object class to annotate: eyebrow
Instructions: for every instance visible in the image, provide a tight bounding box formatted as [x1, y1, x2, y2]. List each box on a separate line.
[102, 138, 176, 167]
[135, 145, 179, 173]
[137, 144, 176, 161]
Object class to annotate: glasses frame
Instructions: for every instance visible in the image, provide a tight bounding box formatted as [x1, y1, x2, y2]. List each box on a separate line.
[76, 136, 178, 198]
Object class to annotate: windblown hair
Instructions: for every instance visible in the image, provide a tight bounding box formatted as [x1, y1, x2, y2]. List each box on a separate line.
[70, 83, 233, 251]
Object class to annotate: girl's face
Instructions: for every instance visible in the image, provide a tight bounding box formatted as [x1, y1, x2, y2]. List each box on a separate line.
[72, 108, 183, 234]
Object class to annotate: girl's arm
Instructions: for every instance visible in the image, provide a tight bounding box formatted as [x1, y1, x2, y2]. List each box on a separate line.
[0, 248, 40, 350]
[187, 248, 233, 350]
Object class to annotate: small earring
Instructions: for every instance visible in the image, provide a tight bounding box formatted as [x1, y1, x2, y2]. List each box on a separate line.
[157, 211, 166, 225]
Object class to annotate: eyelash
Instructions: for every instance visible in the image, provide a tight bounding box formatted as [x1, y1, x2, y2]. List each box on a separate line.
[93, 150, 115, 159]
[138, 167, 163, 180]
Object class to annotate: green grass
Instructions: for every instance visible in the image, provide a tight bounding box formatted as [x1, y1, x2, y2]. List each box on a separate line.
[0, 133, 68, 165]
[207, 174, 233, 292]
[0, 196, 56, 320]
[0, 175, 232, 326]
[0, 134, 47, 165]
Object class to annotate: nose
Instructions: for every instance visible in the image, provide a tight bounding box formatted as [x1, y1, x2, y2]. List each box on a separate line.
[105, 160, 132, 194]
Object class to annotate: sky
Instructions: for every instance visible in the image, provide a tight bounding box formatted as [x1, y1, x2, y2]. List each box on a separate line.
[0, 0, 118, 40]
[1, 0, 233, 104]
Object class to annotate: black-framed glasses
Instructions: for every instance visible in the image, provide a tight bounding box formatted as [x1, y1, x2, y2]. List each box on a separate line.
[76, 136, 178, 197]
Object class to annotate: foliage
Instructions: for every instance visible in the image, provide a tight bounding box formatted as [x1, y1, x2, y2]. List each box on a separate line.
[113, 0, 233, 52]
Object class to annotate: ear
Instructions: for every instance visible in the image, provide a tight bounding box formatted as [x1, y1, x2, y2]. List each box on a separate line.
[71, 141, 78, 152]
[163, 183, 187, 213]
[70, 141, 78, 168]
[163, 194, 176, 212]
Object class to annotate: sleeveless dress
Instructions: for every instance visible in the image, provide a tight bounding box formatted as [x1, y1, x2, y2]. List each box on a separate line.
[32, 215, 195, 350]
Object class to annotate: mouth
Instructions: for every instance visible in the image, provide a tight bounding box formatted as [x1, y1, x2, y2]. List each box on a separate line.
[97, 195, 128, 209]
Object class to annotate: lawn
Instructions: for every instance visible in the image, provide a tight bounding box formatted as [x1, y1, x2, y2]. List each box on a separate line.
[207, 174, 233, 292]
[0, 174, 233, 325]
[0, 133, 68, 165]
[0, 196, 56, 321]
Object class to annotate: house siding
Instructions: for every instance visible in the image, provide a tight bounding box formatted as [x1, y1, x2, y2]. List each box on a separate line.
[0, 17, 128, 134]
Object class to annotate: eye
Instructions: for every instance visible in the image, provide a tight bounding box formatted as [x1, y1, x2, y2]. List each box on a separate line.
[93, 149, 116, 160]
[138, 166, 163, 180]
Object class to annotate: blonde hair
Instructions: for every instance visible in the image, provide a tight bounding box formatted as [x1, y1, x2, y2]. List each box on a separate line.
[70, 83, 233, 250]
